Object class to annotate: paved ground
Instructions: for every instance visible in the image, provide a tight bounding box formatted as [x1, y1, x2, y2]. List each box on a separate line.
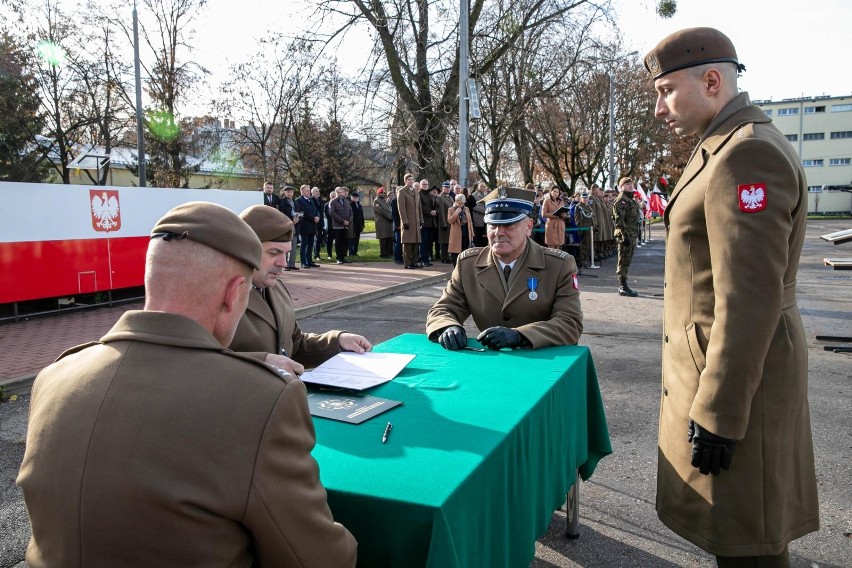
[1, 220, 850, 567]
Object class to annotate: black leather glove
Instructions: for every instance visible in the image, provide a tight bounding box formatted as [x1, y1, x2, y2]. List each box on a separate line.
[477, 326, 522, 350]
[403, 223, 409, 230]
[622, 237, 631, 247]
[438, 326, 467, 351]
[688, 419, 736, 475]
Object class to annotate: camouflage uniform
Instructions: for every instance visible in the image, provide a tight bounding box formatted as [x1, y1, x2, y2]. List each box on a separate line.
[612, 192, 641, 280]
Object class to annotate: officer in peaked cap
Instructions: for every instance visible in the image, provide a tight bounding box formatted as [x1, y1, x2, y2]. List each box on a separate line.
[646, 27, 817, 567]
[426, 186, 583, 351]
[229, 205, 371, 375]
[18, 201, 357, 566]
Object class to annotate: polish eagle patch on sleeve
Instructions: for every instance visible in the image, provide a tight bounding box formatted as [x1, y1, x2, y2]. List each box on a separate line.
[737, 183, 767, 213]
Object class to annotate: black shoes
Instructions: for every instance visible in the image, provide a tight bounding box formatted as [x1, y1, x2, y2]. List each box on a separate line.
[618, 277, 638, 297]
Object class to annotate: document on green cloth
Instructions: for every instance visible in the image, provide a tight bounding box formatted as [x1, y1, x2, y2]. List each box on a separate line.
[300, 352, 416, 390]
[306, 391, 403, 424]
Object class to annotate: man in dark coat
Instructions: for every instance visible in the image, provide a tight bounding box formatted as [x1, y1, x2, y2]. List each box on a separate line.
[348, 190, 366, 256]
[277, 185, 299, 271]
[311, 186, 326, 261]
[294, 184, 320, 268]
[646, 27, 818, 567]
[261, 180, 279, 208]
[328, 186, 353, 264]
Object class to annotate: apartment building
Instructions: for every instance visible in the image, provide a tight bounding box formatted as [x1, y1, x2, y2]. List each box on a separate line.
[754, 94, 852, 213]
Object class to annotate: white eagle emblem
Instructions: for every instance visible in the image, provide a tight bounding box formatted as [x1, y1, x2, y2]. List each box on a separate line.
[739, 186, 765, 210]
[91, 190, 121, 231]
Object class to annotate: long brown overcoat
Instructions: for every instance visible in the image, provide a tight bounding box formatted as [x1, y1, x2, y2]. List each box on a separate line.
[17, 311, 356, 567]
[373, 196, 394, 239]
[426, 238, 583, 347]
[541, 196, 566, 247]
[447, 202, 474, 254]
[658, 93, 818, 556]
[396, 186, 423, 244]
[436, 193, 453, 245]
[230, 282, 342, 368]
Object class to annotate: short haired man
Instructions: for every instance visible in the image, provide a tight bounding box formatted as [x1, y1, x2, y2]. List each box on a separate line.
[295, 184, 321, 269]
[278, 185, 299, 270]
[230, 205, 371, 374]
[328, 186, 353, 264]
[17, 202, 356, 566]
[262, 180, 279, 208]
[397, 173, 424, 268]
[426, 187, 583, 350]
[612, 176, 641, 296]
[646, 27, 818, 567]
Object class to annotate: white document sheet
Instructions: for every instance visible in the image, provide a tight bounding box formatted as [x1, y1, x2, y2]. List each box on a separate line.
[299, 352, 416, 390]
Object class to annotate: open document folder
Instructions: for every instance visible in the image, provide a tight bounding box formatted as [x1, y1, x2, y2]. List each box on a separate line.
[299, 352, 416, 391]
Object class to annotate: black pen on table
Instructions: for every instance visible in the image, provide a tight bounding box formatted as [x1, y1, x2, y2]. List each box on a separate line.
[382, 421, 393, 444]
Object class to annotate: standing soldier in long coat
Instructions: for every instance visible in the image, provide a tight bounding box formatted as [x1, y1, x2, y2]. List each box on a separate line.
[373, 187, 394, 258]
[590, 184, 610, 260]
[397, 173, 424, 268]
[646, 27, 818, 567]
[435, 181, 454, 262]
[573, 191, 596, 268]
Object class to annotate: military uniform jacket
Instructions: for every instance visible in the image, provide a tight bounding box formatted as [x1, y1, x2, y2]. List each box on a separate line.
[17, 311, 356, 568]
[426, 238, 583, 347]
[397, 186, 423, 243]
[230, 282, 343, 368]
[658, 92, 818, 556]
[573, 202, 595, 229]
[591, 197, 612, 240]
[373, 196, 394, 239]
[612, 194, 640, 238]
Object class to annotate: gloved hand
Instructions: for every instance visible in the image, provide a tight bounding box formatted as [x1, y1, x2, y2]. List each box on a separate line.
[403, 223, 409, 230]
[688, 419, 736, 475]
[477, 326, 522, 350]
[438, 326, 467, 351]
[622, 237, 631, 247]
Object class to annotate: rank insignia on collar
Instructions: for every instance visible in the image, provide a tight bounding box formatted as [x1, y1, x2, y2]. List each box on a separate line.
[737, 183, 767, 213]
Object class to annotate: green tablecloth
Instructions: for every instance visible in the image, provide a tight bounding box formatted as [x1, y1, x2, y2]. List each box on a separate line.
[312, 333, 612, 568]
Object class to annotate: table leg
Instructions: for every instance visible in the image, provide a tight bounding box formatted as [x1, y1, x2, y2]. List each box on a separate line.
[565, 470, 580, 539]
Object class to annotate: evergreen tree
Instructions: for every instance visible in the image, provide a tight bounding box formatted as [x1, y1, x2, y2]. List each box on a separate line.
[0, 32, 51, 182]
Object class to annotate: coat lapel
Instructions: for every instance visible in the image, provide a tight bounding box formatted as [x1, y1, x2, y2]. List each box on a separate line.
[475, 250, 506, 303]
[246, 288, 277, 330]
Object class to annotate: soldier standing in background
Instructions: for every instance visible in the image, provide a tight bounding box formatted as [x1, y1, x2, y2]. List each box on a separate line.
[573, 191, 595, 268]
[612, 177, 640, 297]
[398, 173, 424, 268]
[436, 181, 454, 263]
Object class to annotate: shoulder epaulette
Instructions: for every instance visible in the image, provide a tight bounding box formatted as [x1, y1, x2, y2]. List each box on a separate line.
[543, 248, 570, 260]
[459, 247, 482, 260]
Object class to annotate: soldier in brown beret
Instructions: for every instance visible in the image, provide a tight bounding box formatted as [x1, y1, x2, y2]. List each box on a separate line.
[18, 202, 357, 566]
[646, 27, 817, 567]
[230, 205, 372, 374]
[612, 177, 641, 296]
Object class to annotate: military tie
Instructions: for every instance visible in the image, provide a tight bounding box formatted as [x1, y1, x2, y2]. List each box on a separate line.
[503, 264, 512, 283]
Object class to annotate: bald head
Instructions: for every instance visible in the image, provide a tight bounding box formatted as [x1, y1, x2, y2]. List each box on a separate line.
[144, 238, 252, 347]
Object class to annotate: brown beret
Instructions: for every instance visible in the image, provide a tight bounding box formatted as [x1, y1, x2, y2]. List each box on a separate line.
[644, 27, 743, 80]
[239, 205, 294, 243]
[151, 202, 261, 270]
[618, 177, 634, 188]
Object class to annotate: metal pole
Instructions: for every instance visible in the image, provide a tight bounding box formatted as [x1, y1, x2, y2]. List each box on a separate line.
[458, 0, 469, 189]
[133, 2, 147, 187]
[608, 73, 615, 189]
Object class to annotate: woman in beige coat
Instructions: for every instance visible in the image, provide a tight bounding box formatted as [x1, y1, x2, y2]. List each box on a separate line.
[541, 186, 567, 249]
[447, 194, 474, 264]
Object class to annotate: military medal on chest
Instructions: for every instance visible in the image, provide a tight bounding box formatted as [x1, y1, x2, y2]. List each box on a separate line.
[527, 277, 538, 301]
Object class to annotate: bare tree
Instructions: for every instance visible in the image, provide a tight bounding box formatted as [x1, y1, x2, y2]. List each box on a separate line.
[311, 0, 606, 184]
[214, 37, 321, 186]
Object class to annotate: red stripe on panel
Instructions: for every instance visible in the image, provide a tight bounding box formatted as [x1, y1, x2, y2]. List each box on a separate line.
[0, 236, 150, 304]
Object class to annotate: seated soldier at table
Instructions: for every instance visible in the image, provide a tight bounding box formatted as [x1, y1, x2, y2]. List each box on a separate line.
[230, 205, 372, 375]
[17, 202, 357, 566]
[426, 187, 583, 350]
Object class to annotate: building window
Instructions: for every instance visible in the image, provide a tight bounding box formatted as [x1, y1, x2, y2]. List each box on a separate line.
[802, 132, 825, 141]
[804, 106, 826, 114]
[829, 158, 851, 166]
[802, 159, 824, 167]
[763, 109, 772, 116]
[785, 134, 798, 142]
[830, 131, 852, 139]
[777, 107, 799, 116]
[832, 104, 852, 112]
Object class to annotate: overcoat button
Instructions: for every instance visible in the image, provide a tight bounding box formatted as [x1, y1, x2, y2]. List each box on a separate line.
[663, 388, 668, 396]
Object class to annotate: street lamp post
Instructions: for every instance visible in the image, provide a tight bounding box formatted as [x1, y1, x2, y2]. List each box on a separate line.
[607, 51, 638, 189]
